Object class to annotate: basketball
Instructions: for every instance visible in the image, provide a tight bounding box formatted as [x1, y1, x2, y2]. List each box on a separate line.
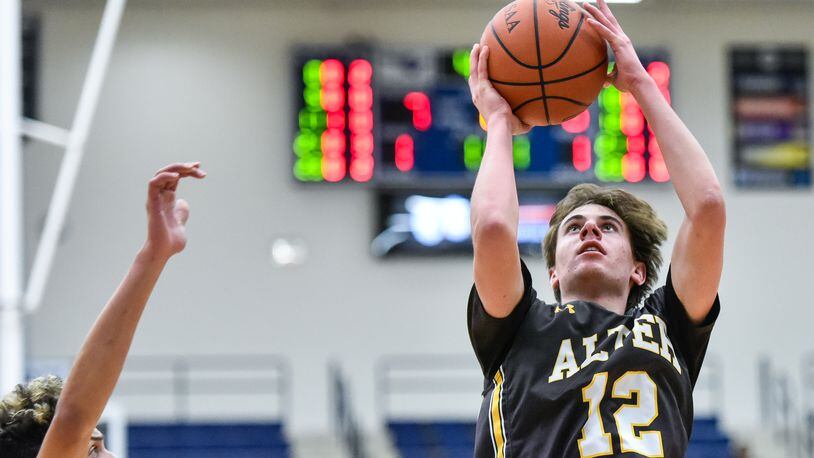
[481, 0, 609, 126]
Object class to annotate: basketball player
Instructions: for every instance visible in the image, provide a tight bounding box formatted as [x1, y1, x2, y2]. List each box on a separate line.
[0, 162, 205, 458]
[467, 0, 725, 456]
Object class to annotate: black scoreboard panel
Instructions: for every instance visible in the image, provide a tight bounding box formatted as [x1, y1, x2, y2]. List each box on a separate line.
[731, 47, 811, 188]
[292, 45, 673, 189]
[373, 191, 566, 258]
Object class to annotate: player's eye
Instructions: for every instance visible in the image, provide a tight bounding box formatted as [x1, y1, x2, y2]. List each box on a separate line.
[567, 224, 581, 233]
[602, 223, 616, 231]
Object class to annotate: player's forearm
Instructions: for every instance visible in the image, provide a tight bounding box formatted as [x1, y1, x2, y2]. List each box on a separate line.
[471, 115, 520, 239]
[631, 77, 725, 221]
[50, 248, 167, 433]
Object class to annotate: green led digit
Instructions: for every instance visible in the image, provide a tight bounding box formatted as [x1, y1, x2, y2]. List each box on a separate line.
[513, 136, 531, 170]
[464, 135, 484, 171]
[595, 158, 622, 182]
[298, 108, 326, 131]
[303, 60, 322, 88]
[303, 87, 321, 108]
[600, 86, 621, 112]
[594, 134, 617, 157]
[293, 132, 318, 157]
[453, 49, 471, 79]
[307, 157, 323, 181]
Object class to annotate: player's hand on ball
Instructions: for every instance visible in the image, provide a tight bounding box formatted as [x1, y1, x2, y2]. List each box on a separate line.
[468, 43, 531, 135]
[144, 162, 206, 260]
[583, 0, 649, 93]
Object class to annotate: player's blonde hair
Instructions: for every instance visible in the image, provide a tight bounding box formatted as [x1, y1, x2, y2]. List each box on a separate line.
[0, 375, 63, 458]
[543, 184, 668, 308]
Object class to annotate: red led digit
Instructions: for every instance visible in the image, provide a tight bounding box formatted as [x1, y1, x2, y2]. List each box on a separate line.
[562, 110, 591, 134]
[349, 86, 373, 111]
[351, 132, 374, 157]
[572, 135, 592, 172]
[395, 134, 415, 172]
[627, 135, 646, 156]
[649, 156, 670, 182]
[622, 153, 646, 183]
[320, 59, 345, 86]
[403, 92, 432, 131]
[322, 129, 346, 157]
[326, 111, 345, 130]
[350, 156, 374, 182]
[349, 111, 373, 133]
[322, 157, 346, 182]
[348, 59, 373, 86]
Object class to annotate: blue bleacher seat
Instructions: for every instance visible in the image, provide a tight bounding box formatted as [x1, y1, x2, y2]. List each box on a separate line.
[128, 422, 289, 458]
[388, 416, 732, 458]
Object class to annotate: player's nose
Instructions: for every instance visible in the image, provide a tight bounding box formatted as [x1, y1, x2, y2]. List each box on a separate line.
[580, 220, 602, 240]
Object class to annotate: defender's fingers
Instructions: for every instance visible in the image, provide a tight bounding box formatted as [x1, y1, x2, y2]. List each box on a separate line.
[190, 167, 207, 179]
[174, 198, 190, 225]
[148, 172, 180, 199]
[155, 162, 201, 176]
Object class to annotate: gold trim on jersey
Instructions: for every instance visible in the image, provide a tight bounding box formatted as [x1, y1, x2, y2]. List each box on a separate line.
[489, 367, 508, 458]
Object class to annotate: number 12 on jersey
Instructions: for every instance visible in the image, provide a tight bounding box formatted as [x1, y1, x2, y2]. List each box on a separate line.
[578, 371, 664, 457]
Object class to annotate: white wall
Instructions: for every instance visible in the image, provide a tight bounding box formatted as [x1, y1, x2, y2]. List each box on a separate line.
[21, 0, 814, 437]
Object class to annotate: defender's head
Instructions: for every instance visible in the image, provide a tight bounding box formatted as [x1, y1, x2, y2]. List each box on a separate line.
[0, 376, 114, 457]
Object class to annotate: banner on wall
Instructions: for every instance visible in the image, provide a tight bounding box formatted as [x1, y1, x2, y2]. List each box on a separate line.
[731, 47, 811, 188]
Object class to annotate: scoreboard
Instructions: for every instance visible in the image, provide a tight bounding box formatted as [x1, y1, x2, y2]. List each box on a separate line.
[374, 191, 564, 257]
[292, 45, 673, 189]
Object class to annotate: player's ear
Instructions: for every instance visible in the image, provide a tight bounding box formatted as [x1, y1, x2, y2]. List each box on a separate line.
[631, 261, 646, 287]
[549, 267, 559, 290]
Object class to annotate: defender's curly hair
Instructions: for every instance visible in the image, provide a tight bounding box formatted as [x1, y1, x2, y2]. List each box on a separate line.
[0, 376, 63, 458]
[543, 184, 668, 308]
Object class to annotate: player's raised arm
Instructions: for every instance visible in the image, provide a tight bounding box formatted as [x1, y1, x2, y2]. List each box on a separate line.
[585, 0, 725, 323]
[38, 163, 206, 458]
[468, 43, 531, 318]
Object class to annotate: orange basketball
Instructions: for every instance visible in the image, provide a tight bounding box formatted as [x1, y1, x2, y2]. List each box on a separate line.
[481, 0, 608, 126]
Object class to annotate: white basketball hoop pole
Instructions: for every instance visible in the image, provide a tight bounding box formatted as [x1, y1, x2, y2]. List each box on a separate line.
[0, 0, 26, 394]
[25, 0, 127, 312]
[0, 0, 127, 393]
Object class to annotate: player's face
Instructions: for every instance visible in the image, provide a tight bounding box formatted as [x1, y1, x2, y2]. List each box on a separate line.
[550, 204, 645, 300]
[88, 428, 115, 457]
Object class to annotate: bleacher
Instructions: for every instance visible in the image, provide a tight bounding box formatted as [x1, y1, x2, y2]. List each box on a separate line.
[387, 416, 732, 458]
[128, 422, 290, 458]
[388, 421, 475, 458]
[686, 416, 732, 458]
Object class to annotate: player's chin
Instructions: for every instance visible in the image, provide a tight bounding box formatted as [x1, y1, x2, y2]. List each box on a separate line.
[570, 258, 610, 276]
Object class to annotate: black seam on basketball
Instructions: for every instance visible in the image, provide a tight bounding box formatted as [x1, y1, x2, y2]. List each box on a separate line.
[545, 57, 608, 85]
[541, 13, 585, 69]
[490, 22, 537, 70]
[533, 0, 550, 125]
[514, 95, 589, 112]
[544, 96, 590, 107]
[490, 56, 608, 86]
[512, 96, 545, 113]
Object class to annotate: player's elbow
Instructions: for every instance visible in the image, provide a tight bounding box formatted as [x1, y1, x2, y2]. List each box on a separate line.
[472, 212, 517, 246]
[688, 188, 726, 227]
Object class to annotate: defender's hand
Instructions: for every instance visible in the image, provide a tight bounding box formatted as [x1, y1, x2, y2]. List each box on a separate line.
[144, 162, 206, 260]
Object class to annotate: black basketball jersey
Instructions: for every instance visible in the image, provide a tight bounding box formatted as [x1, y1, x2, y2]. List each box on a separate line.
[467, 260, 719, 457]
